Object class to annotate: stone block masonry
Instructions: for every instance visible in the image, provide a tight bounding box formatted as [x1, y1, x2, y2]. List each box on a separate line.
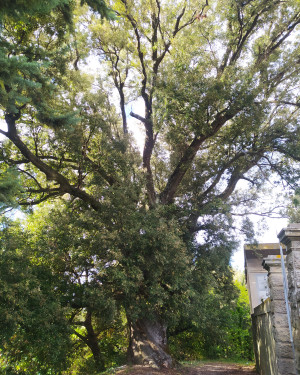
[251, 254, 296, 375]
[264, 256, 295, 375]
[278, 224, 300, 375]
[252, 298, 278, 375]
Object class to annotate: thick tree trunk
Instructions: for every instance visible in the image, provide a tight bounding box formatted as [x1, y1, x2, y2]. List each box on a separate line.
[128, 319, 174, 368]
[88, 340, 105, 372]
[85, 311, 105, 372]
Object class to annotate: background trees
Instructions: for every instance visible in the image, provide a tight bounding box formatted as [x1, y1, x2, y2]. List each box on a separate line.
[0, 217, 71, 374]
[169, 273, 253, 361]
[0, 0, 300, 371]
[0, 205, 250, 373]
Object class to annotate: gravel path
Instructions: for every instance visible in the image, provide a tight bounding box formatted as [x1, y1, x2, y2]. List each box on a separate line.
[184, 362, 257, 374]
[113, 362, 258, 375]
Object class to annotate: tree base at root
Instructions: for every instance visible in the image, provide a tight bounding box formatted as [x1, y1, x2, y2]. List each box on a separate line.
[128, 319, 175, 368]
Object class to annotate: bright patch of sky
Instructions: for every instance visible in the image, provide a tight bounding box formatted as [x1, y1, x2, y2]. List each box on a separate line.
[127, 98, 145, 153]
[0, 110, 7, 138]
[231, 216, 288, 271]
[230, 179, 290, 271]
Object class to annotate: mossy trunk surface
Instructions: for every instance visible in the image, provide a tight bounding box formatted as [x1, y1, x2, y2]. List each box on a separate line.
[128, 319, 174, 368]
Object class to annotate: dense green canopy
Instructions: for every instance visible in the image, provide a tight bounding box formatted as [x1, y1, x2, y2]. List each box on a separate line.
[0, 0, 299, 372]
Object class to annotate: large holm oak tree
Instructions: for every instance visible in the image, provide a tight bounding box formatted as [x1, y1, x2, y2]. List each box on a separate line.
[1, 0, 300, 369]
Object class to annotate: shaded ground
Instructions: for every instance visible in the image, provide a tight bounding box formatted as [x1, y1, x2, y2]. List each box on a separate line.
[111, 362, 258, 375]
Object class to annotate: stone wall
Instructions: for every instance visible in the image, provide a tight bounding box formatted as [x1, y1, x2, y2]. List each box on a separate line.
[252, 298, 278, 375]
[251, 255, 296, 375]
[278, 224, 300, 375]
[263, 256, 296, 375]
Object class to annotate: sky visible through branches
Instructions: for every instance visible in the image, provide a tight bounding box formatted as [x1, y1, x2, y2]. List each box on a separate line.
[125, 93, 290, 271]
[0, 47, 292, 272]
[0, 90, 290, 271]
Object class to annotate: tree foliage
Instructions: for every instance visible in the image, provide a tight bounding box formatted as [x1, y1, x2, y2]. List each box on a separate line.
[169, 275, 253, 361]
[0, 218, 71, 374]
[0, 0, 300, 370]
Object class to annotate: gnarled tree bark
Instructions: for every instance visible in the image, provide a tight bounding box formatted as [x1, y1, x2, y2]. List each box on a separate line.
[128, 319, 174, 368]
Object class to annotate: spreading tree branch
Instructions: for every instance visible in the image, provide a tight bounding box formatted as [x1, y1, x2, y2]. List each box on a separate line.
[18, 192, 63, 206]
[4, 113, 103, 211]
[187, 152, 263, 233]
[255, 10, 300, 67]
[71, 329, 88, 344]
[160, 108, 239, 204]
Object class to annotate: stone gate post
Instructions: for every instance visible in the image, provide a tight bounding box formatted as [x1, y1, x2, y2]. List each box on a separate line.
[278, 224, 300, 374]
[263, 256, 296, 375]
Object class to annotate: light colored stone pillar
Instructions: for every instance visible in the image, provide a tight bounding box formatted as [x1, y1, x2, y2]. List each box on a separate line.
[278, 224, 300, 374]
[263, 255, 296, 375]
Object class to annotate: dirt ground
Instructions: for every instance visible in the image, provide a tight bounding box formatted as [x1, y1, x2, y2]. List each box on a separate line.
[112, 362, 258, 375]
